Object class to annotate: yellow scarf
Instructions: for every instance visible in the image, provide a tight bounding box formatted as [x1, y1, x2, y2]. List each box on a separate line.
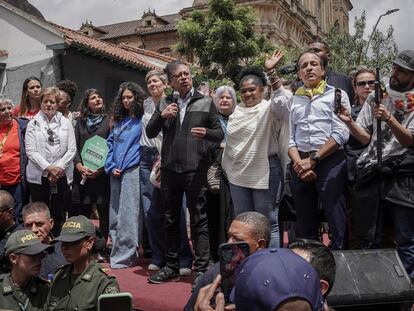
[295, 80, 327, 98]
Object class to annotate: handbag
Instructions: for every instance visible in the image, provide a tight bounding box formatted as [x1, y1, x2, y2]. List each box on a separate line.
[207, 162, 221, 194]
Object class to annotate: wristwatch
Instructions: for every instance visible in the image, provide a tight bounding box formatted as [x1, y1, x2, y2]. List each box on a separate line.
[310, 151, 320, 165]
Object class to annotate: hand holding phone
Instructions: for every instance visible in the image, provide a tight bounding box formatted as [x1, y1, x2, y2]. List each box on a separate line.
[219, 242, 250, 304]
[98, 293, 132, 311]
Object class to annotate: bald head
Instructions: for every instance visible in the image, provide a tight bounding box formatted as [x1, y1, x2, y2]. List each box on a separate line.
[0, 191, 14, 211]
[0, 191, 15, 230]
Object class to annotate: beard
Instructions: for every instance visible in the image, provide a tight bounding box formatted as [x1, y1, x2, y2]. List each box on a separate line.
[389, 76, 412, 92]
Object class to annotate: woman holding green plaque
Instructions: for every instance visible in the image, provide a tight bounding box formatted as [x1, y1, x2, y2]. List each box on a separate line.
[105, 82, 145, 268]
[72, 89, 110, 254]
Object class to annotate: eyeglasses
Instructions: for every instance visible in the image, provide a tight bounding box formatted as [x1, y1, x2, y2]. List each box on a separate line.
[47, 128, 54, 143]
[356, 80, 375, 87]
[172, 71, 190, 80]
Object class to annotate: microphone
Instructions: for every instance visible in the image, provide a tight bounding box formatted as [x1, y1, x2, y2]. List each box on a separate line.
[278, 63, 297, 75]
[172, 91, 180, 117]
[172, 91, 180, 104]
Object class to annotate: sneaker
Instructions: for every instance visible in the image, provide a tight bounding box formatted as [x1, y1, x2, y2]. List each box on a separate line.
[179, 267, 192, 276]
[148, 267, 180, 284]
[191, 271, 204, 291]
[148, 264, 161, 271]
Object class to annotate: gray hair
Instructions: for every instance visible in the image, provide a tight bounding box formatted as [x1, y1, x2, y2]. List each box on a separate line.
[0, 97, 14, 107]
[234, 211, 271, 246]
[22, 201, 51, 220]
[213, 85, 237, 112]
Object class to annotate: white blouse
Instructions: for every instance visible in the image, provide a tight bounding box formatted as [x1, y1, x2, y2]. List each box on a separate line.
[222, 87, 292, 189]
[25, 111, 76, 185]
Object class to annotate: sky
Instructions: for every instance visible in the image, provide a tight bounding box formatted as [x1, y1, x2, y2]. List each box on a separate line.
[29, 0, 412, 51]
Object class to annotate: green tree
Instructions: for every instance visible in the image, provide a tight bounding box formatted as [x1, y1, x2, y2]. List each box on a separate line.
[326, 11, 398, 76]
[175, 0, 266, 83]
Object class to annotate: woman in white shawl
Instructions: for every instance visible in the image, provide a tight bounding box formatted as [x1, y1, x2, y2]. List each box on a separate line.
[222, 51, 292, 247]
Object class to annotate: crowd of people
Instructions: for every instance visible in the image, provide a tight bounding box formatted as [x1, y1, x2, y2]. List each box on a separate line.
[0, 40, 413, 310]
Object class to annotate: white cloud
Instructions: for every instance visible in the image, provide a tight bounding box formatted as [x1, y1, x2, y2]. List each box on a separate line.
[29, 0, 411, 51]
[350, 0, 412, 51]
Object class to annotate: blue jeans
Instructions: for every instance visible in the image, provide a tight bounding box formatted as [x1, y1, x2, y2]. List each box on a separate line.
[1, 183, 23, 223]
[139, 147, 192, 268]
[109, 165, 140, 268]
[229, 155, 283, 248]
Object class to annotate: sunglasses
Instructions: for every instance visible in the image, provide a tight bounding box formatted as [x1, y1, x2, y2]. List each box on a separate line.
[356, 80, 375, 87]
[47, 128, 54, 143]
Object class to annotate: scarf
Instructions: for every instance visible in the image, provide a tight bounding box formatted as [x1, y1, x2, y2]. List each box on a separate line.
[295, 80, 327, 98]
[86, 113, 104, 131]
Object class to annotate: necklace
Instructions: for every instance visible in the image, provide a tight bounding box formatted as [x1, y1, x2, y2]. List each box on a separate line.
[0, 121, 13, 158]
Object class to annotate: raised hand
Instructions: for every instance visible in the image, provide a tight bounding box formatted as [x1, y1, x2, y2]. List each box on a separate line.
[265, 50, 285, 71]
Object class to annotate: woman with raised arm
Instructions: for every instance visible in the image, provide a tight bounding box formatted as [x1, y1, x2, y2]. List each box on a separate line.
[222, 51, 292, 248]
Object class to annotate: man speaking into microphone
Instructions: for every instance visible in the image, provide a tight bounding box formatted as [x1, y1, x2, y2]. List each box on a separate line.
[146, 60, 224, 287]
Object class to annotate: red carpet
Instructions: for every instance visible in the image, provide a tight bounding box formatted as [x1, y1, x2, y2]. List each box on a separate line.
[103, 259, 192, 311]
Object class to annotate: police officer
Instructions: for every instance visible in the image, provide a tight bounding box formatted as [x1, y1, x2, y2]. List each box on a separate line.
[45, 215, 119, 310]
[0, 191, 23, 258]
[0, 229, 51, 310]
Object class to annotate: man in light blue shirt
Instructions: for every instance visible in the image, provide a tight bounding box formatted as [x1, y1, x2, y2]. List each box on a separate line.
[288, 51, 350, 250]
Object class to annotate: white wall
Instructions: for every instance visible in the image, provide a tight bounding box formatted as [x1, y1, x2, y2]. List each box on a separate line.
[0, 6, 64, 68]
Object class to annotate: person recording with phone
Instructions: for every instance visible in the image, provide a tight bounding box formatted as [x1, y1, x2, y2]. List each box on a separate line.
[184, 211, 270, 310]
[146, 60, 223, 287]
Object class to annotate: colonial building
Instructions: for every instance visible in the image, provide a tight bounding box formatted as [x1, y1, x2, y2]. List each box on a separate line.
[0, 0, 176, 107]
[80, 0, 353, 58]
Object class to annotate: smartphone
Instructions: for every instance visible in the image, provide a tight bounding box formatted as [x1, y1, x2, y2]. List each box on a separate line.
[98, 293, 132, 311]
[219, 242, 250, 303]
[334, 88, 342, 114]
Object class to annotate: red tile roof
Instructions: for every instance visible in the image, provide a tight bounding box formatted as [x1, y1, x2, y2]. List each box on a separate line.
[52, 23, 173, 70]
[96, 13, 180, 40]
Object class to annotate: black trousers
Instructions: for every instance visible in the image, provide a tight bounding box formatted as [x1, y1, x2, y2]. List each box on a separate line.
[161, 170, 210, 273]
[28, 177, 70, 236]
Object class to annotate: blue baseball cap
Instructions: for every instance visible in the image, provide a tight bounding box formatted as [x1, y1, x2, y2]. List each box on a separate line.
[234, 248, 323, 311]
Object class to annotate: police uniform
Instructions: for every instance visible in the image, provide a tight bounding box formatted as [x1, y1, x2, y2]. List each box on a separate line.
[45, 216, 120, 311]
[0, 273, 49, 311]
[0, 223, 23, 257]
[45, 260, 119, 310]
[0, 230, 53, 311]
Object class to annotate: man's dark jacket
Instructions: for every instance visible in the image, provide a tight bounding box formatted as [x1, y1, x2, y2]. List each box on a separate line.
[146, 90, 224, 173]
[326, 68, 354, 102]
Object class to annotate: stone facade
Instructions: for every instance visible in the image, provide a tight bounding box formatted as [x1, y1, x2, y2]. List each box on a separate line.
[80, 0, 352, 58]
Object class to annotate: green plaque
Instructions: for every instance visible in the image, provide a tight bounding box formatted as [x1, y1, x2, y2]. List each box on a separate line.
[80, 135, 108, 170]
